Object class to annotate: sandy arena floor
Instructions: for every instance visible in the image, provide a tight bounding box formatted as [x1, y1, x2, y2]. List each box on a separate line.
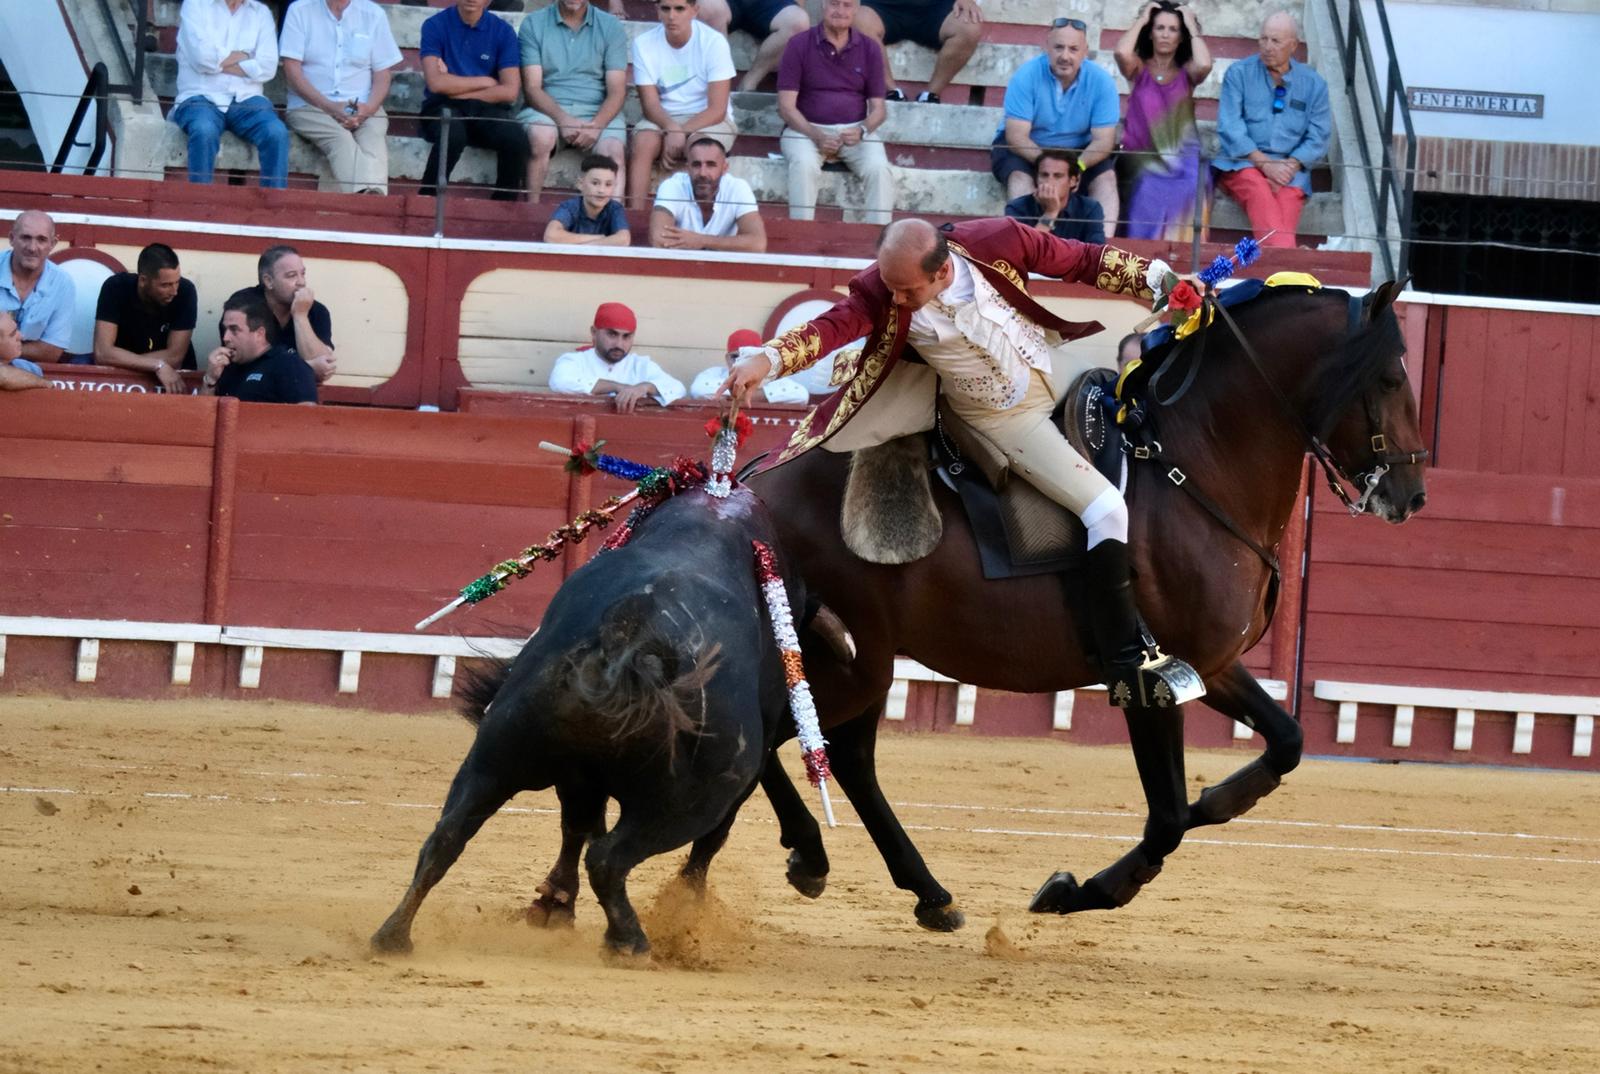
[1, 696, 1596, 1074]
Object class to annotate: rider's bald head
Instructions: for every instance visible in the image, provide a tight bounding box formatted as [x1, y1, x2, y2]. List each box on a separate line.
[877, 219, 949, 277]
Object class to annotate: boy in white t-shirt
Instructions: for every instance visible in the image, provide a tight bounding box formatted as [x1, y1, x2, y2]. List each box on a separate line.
[649, 138, 768, 252]
[627, 0, 739, 208]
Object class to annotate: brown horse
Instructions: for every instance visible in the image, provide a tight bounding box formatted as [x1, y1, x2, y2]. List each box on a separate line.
[745, 280, 1429, 928]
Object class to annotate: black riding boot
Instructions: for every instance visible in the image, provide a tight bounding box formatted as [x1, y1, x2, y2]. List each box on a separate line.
[1085, 539, 1205, 708]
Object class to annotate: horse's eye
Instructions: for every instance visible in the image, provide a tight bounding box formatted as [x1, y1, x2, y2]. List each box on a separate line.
[1380, 375, 1406, 393]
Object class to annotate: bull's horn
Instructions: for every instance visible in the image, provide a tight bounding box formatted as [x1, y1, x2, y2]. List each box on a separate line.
[808, 604, 857, 662]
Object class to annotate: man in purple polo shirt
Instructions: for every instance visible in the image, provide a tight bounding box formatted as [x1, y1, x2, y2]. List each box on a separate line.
[417, 0, 531, 200]
[776, 0, 894, 225]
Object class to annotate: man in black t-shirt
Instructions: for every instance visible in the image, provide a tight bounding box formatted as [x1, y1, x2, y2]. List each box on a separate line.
[247, 244, 337, 383]
[200, 289, 318, 405]
[92, 243, 198, 393]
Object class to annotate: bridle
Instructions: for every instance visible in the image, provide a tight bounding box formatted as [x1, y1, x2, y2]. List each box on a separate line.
[1211, 291, 1429, 518]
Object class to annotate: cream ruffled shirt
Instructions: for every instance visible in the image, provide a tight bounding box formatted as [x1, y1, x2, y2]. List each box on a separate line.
[907, 255, 1051, 412]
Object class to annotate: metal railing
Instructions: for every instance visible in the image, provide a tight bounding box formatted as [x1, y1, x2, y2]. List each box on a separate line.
[1326, 0, 1417, 280]
[50, 63, 111, 176]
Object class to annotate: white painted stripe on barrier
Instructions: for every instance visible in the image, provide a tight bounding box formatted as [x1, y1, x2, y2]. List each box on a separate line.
[1315, 680, 1600, 717]
[1513, 712, 1535, 755]
[0, 635, 7, 677]
[884, 679, 910, 721]
[1575, 716, 1594, 758]
[75, 639, 99, 683]
[1454, 709, 1476, 752]
[172, 641, 195, 686]
[239, 645, 263, 689]
[338, 651, 362, 695]
[955, 684, 977, 727]
[1392, 704, 1414, 749]
[432, 655, 456, 700]
[1052, 690, 1073, 731]
[1336, 701, 1358, 744]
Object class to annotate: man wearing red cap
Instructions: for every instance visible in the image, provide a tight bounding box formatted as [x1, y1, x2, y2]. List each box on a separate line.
[690, 328, 809, 403]
[548, 301, 686, 412]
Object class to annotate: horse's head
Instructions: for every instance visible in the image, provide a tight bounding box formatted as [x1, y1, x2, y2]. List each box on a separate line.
[1306, 280, 1429, 524]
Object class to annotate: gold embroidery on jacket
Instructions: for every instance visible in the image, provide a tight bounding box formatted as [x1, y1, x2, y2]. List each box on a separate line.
[776, 310, 899, 463]
[768, 324, 825, 379]
[1095, 247, 1155, 300]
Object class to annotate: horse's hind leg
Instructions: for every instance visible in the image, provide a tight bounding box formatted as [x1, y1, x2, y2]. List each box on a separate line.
[1031, 702, 1187, 914]
[757, 751, 829, 899]
[827, 705, 965, 932]
[1187, 661, 1303, 829]
[372, 762, 514, 954]
[528, 781, 605, 927]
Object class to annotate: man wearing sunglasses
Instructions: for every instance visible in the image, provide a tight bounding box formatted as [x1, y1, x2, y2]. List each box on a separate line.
[1213, 10, 1329, 248]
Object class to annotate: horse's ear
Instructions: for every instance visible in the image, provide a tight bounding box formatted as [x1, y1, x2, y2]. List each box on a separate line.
[1369, 276, 1411, 315]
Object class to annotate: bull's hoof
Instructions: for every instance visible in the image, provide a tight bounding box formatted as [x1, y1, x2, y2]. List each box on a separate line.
[601, 934, 653, 966]
[526, 882, 576, 929]
[914, 895, 966, 932]
[369, 926, 414, 955]
[785, 850, 828, 900]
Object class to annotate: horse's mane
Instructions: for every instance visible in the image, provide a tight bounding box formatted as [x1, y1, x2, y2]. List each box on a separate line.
[1302, 292, 1405, 442]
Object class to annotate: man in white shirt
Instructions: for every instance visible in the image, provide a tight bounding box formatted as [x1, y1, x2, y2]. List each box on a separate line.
[280, 0, 404, 194]
[690, 328, 808, 403]
[547, 302, 686, 413]
[627, 0, 737, 209]
[171, 0, 291, 188]
[649, 138, 767, 252]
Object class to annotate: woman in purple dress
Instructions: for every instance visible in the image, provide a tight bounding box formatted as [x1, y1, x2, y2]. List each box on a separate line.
[1114, 1, 1213, 240]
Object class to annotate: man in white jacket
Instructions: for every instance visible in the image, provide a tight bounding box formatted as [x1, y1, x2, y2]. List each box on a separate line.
[548, 302, 685, 413]
[171, 0, 290, 188]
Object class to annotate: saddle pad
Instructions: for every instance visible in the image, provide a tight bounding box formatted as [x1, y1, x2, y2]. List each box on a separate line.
[941, 368, 1125, 581]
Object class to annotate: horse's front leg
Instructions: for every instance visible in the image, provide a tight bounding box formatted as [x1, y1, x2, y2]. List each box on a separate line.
[1187, 660, 1302, 828]
[1031, 701, 1187, 914]
[827, 704, 966, 931]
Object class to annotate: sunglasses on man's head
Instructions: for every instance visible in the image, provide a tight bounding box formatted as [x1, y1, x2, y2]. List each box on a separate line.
[1051, 17, 1088, 31]
[1272, 84, 1287, 113]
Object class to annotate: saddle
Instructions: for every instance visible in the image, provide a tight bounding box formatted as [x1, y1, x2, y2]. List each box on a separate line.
[934, 368, 1126, 581]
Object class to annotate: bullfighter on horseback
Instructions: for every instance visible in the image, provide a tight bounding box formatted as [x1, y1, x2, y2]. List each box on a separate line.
[721, 216, 1204, 708]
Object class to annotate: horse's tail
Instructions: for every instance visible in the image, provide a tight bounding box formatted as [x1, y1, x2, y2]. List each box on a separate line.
[456, 656, 513, 726]
[565, 592, 722, 767]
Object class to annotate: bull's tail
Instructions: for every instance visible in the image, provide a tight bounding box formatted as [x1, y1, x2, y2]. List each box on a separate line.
[565, 593, 722, 767]
[456, 656, 513, 726]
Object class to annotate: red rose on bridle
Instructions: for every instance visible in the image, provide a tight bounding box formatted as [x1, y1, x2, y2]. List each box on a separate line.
[1168, 280, 1202, 312]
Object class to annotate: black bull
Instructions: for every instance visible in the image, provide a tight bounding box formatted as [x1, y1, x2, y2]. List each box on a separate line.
[371, 486, 825, 959]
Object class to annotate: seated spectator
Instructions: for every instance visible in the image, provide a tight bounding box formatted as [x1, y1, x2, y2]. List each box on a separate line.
[992, 18, 1120, 235]
[0, 312, 49, 391]
[650, 138, 768, 252]
[248, 245, 337, 381]
[280, 0, 403, 195]
[0, 211, 75, 365]
[1214, 11, 1330, 248]
[628, 0, 737, 210]
[1114, 1, 1212, 240]
[697, 0, 810, 92]
[690, 328, 808, 403]
[1116, 332, 1141, 370]
[545, 155, 632, 246]
[856, 0, 981, 104]
[200, 289, 319, 405]
[171, 0, 290, 189]
[518, 0, 630, 203]
[92, 243, 198, 394]
[418, 0, 530, 201]
[1003, 150, 1105, 243]
[777, 0, 893, 226]
[548, 301, 686, 413]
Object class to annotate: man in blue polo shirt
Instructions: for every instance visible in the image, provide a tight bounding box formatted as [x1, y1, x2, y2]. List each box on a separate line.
[0, 211, 76, 365]
[418, 0, 531, 201]
[992, 18, 1121, 235]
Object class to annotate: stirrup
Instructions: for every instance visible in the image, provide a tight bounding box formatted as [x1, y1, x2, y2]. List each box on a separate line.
[1107, 648, 1206, 709]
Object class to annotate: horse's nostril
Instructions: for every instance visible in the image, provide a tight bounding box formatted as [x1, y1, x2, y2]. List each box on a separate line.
[1409, 491, 1427, 514]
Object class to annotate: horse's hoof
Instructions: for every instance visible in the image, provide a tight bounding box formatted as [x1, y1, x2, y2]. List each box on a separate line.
[526, 883, 576, 929]
[1029, 871, 1085, 914]
[785, 850, 827, 899]
[914, 896, 966, 932]
[369, 927, 414, 955]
